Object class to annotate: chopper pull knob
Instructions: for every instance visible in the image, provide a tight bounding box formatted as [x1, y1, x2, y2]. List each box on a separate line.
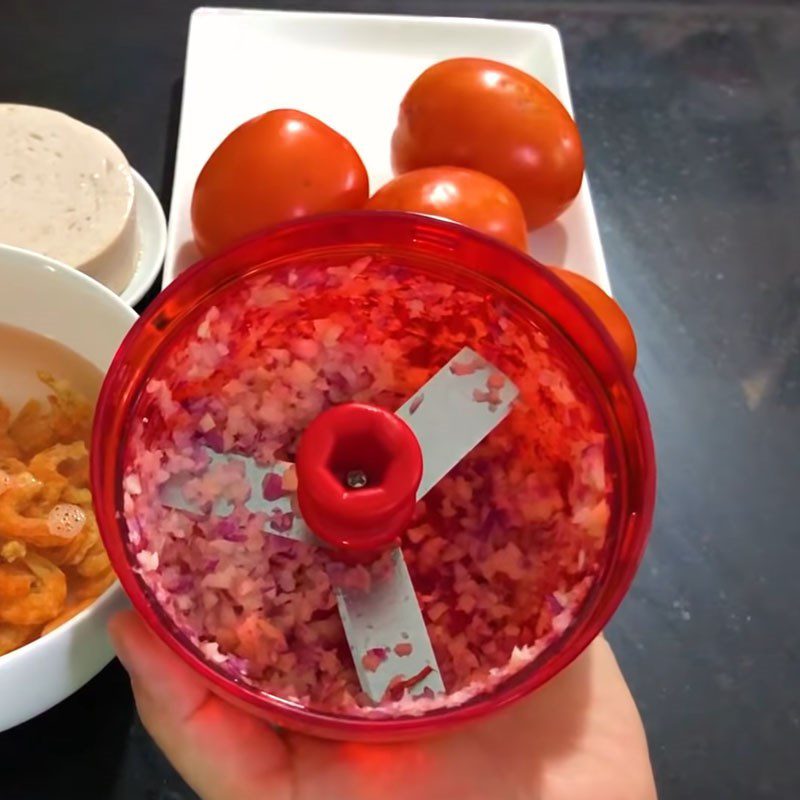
[296, 403, 422, 556]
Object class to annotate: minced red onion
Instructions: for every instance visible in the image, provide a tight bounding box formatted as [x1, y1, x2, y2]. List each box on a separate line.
[123, 257, 611, 715]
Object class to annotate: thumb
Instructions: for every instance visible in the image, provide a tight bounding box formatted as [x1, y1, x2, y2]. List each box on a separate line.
[109, 610, 293, 800]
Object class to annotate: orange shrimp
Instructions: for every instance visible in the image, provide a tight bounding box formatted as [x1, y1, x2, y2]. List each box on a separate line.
[0, 401, 21, 460]
[41, 597, 96, 636]
[61, 485, 92, 507]
[0, 563, 34, 600]
[0, 622, 39, 656]
[75, 536, 111, 578]
[0, 473, 70, 547]
[0, 377, 105, 654]
[0, 456, 28, 476]
[0, 553, 66, 626]
[9, 374, 92, 459]
[27, 442, 88, 504]
[73, 568, 115, 601]
[6, 399, 53, 459]
[0, 539, 26, 563]
[47, 510, 97, 567]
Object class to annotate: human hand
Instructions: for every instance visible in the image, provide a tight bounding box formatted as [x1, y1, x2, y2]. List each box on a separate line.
[109, 610, 657, 800]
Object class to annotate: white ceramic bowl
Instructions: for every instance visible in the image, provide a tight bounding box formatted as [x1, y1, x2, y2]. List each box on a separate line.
[0, 243, 137, 732]
[119, 169, 167, 307]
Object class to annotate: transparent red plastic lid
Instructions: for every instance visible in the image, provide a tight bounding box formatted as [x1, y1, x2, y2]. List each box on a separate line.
[92, 212, 655, 740]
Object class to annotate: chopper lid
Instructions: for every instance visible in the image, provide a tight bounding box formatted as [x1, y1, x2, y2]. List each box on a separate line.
[93, 212, 655, 730]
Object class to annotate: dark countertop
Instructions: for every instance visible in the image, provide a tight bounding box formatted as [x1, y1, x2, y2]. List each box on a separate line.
[1, 2, 798, 798]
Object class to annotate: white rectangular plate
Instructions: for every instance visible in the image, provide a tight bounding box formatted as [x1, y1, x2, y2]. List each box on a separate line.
[164, 8, 609, 292]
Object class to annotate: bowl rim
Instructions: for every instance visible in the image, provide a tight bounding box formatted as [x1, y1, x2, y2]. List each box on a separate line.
[0, 240, 143, 308]
[119, 169, 168, 307]
[92, 210, 656, 739]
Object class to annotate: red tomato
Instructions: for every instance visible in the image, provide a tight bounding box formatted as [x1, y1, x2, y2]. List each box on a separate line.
[548, 266, 638, 371]
[392, 58, 584, 230]
[192, 109, 368, 256]
[365, 167, 528, 251]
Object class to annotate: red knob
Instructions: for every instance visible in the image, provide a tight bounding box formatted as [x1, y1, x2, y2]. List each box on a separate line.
[296, 403, 422, 555]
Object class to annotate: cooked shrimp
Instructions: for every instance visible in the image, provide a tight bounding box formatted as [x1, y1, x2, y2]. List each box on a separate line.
[0, 401, 20, 460]
[0, 553, 66, 625]
[73, 568, 115, 601]
[41, 597, 95, 635]
[0, 563, 34, 600]
[0, 473, 73, 547]
[75, 537, 111, 578]
[9, 374, 92, 459]
[0, 623, 39, 656]
[61, 486, 92, 506]
[0, 540, 26, 563]
[0, 377, 104, 657]
[27, 442, 88, 505]
[60, 449, 90, 489]
[7, 399, 53, 459]
[38, 373, 92, 443]
[0, 457, 28, 476]
[49, 509, 98, 567]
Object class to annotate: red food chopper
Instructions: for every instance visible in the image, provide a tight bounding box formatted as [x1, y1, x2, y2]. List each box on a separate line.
[92, 212, 655, 741]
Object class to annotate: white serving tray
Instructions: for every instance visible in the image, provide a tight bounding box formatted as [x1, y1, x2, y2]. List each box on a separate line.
[163, 8, 609, 292]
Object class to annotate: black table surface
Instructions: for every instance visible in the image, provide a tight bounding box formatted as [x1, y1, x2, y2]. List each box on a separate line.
[1, 1, 798, 798]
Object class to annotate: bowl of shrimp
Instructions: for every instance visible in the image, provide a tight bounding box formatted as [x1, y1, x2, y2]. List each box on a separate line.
[0, 243, 137, 731]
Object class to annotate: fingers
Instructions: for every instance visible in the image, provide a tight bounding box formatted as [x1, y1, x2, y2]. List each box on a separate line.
[108, 615, 657, 800]
[109, 610, 293, 800]
[523, 636, 657, 800]
[439, 637, 656, 800]
[285, 638, 652, 800]
[109, 609, 207, 720]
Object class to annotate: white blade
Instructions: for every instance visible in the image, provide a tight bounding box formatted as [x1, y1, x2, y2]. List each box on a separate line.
[396, 347, 519, 498]
[160, 451, 315, 544]
[337, 548, 445, 702]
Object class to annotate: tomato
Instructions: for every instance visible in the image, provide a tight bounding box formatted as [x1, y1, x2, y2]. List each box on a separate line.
[192, 109, 368, 256]
[548, 266, 637, 371]
[365, 167, 528, 251]
[392, 58, 584, 230]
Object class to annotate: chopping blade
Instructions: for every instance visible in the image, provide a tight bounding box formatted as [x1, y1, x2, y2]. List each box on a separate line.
[337, 549, 444, 700]
[161, 454, 316, 545]
[158, 346, 519, 703]
[397, 347, 519, 498]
